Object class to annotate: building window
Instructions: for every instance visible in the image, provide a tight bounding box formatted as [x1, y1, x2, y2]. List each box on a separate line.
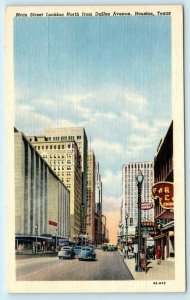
[58, 145, 60, 149]
[46, 146, 48, 149]
[50, 146, 52, 149]
[38, 146, 40, 150]
[54, 145, 56, 149]
[42, 146, 44, 150]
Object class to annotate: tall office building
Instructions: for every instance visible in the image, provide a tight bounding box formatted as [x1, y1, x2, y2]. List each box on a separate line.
[121, 162, 154, 238]
[28, 135, 82, 238]
[44, 128, 88, 233]
[86, 151, 95, 243]
[95, 162, 102, 243]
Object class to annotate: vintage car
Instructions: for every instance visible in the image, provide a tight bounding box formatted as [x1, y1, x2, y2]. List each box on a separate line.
[107, 244, 116, 251]
[58, 246, 75, 259]
[73, 245, 82, 256]
[78, 247, 96, 261]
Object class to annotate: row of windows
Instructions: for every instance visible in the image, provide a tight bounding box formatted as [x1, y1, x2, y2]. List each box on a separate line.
[47, 135, 81, 142]
[53, 166, 72, 171]
[34, 143, 75, 151]
[125, 163, 153, 169]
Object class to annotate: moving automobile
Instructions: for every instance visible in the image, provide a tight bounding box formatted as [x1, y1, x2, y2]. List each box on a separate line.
[73, 245, 82, 256]
[78, 246, 96, 261]
[107, 244, 116, 251]
[58, 246, 75, 259]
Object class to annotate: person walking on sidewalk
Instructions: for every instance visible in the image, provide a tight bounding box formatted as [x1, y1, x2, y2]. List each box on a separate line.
[124, 243, 129, 259]
[155, 245, 162, 265]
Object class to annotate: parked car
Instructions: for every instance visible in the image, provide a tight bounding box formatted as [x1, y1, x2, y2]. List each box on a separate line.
[102, 243, 108, 251]
[107, 244, 116, 251]
[73, 245, 82, 256]
[78, 247, 96, 261]
[58, 246, 75, 259]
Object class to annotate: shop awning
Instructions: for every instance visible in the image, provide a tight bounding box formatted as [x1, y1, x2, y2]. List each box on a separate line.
[161, 221, 174, 231]
[155, 210, 174, 220]
[15, 234, 53, 240]
[154, 233, 167, 240]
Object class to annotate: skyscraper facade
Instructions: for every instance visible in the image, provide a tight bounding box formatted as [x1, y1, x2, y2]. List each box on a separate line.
[28, 135, 82, 238]
[121, 162, 154, 238]
[95, 162, 102, 243]
[44, 127, 88, 233]
[86, 151, 95, 243]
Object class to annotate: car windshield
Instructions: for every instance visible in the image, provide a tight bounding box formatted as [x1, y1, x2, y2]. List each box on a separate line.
[82, 247, 91, 252]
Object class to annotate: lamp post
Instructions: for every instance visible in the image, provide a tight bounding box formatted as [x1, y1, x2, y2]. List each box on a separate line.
[35, 224, 38, 254]
[55, 228, 58, 251]
[135, 170, 144, 272]
[125, 214, 128, 244]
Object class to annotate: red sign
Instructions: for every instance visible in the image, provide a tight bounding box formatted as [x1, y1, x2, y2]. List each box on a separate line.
[48, 220, 58, 227]
[152, 182, 174, 209]
[141, 202, 153, 210]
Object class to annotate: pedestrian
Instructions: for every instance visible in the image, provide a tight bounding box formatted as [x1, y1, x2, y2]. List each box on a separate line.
[133, 244, 138, 262]
[155, 245, 162, 265]
[124, 243, 129, 259]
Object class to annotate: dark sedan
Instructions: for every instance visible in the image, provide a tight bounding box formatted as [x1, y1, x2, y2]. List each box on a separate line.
[78, 247, 96, 261]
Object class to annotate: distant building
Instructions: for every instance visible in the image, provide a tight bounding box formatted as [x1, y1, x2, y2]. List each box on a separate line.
[86, 151, 96, 243]
[44, 127, 88, 234]
[95, 162, 103, 243]
[28, 135, 82, 238]
[153, 121, 174, 260]
[121, 162, 154, 240]
[15, 129, 70, 251]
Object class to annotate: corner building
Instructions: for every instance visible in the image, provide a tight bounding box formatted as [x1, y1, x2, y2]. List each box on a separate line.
[15, 129, 70, 249]
[28, 135, 82, 238]
[44, 128, 88, 234]
[153, 121, 174, 260]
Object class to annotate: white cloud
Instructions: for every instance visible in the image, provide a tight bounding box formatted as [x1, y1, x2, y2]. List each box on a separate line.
[123, 89, 148, 108]
[15, 104, 52, 134]
[92, 138, 126, 157]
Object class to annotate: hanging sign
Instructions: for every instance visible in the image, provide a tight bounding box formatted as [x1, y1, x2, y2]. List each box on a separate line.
[152, 182, 174, 209]
[141, 202, 153, 210]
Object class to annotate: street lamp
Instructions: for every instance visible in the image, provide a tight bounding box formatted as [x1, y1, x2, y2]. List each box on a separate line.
[135, 170, 144, 272]
[55, 228, 58, 251]
[125, 214, 128, 243]
[35, 224, 38, 254]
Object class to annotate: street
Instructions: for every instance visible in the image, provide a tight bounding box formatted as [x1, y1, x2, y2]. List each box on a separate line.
[16, 250, 133, 281]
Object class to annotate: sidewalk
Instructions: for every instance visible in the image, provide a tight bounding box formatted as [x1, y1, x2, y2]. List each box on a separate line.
[16, 250, 57, 257]
[122, 252, 175, 280]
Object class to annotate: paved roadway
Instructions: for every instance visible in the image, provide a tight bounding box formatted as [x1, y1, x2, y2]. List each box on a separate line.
[16, 250, 133, 281]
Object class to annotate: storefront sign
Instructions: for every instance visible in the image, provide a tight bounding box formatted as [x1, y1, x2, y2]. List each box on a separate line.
[48, 220, 58, 226]
[152, 182, 174, 209]
[141, 202, 153, 210]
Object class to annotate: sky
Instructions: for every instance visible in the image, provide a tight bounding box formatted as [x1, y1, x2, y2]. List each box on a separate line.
[14, 16, 172, 243]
